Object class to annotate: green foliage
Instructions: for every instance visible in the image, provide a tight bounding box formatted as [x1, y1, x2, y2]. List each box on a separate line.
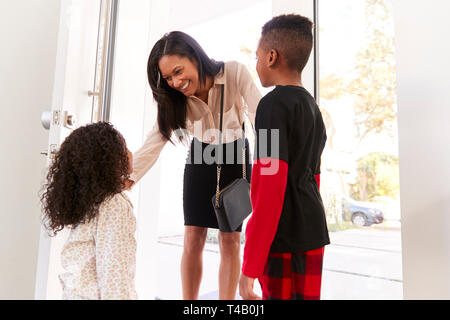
[351, 152, 399, 201]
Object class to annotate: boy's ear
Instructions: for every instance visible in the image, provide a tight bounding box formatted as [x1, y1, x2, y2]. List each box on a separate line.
[268, 49, 279, 68]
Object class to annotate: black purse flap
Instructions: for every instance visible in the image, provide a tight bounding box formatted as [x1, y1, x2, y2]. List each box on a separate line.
[221, 178, 252, 231]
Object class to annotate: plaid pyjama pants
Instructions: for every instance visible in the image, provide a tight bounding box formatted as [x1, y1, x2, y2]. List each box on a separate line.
[258, 247, 325, 300]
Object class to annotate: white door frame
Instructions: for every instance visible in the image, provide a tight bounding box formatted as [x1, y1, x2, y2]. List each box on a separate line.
[34, 0, 72, 299]
[34, 0, 104, 299]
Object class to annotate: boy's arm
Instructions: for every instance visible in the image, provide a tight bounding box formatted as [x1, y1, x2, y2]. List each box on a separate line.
[242, 170, 320, 280]
[242, 157, 288, 278]
[242, 98, 291, 279]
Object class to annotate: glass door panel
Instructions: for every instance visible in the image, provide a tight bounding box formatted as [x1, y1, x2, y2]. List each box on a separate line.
[318, 0, 403, 299]
[110, 0, 272, 299]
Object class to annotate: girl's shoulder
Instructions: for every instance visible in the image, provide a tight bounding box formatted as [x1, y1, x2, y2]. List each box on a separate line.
[100, 192, 133, 214]
[96, 192, 135, 231]
[67, 193, 134, 241]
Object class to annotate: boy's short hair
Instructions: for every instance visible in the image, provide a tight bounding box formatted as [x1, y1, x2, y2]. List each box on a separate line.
[260, 14, 313, 73]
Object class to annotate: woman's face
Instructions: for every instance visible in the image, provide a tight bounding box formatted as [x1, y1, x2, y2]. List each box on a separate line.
[158, 54, 200, 97]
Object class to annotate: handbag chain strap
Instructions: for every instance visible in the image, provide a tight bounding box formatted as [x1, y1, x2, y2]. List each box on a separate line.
[215, 84, 246, 207]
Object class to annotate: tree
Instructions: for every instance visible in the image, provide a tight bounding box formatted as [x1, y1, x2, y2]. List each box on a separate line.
[320, 0, 398, 145]
[351, 152, 399, 201]
[320, 74, 347, 100]
[349, 0, 398, 142]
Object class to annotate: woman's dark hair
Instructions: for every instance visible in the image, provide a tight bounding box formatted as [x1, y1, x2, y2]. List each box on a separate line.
[40, 122, 130, 236]
[147, 31, 224, 143]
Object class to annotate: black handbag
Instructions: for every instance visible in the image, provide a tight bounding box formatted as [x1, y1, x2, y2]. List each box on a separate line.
[211, 84, 252, 232]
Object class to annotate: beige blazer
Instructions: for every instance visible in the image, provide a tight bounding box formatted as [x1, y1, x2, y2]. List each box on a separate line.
[130, 60, 262, 183]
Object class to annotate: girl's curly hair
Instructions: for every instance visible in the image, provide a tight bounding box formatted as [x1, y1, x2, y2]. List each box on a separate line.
[41, 122, 130, 236]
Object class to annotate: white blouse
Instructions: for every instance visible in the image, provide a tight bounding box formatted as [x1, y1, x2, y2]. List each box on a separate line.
[130, 60, 262, 183]
[59, 192, 137, 300]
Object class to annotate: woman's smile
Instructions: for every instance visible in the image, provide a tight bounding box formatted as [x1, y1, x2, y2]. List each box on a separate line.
[179, 80, 190, 91]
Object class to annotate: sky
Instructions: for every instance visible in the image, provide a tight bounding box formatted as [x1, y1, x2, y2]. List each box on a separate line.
[319, 0, 367, 76]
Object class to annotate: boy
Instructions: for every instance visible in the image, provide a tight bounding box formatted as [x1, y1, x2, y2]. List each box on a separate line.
[239, 14, 329, 300]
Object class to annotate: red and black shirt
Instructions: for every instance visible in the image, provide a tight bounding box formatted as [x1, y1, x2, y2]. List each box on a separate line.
[242, 85, 329, 278]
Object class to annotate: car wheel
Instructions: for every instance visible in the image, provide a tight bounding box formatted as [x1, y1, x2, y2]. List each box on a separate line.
[351, 213, 368, 227]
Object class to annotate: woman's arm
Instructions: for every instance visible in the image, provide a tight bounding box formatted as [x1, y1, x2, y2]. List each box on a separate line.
[236, 63, 262, 127]
[130, 123, 168, 184]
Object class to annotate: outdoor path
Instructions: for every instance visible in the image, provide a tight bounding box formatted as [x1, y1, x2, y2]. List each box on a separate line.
[152, 227, 403, 300]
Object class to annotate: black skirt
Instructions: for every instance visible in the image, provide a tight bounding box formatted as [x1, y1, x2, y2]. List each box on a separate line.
[183, 137, 252, 231]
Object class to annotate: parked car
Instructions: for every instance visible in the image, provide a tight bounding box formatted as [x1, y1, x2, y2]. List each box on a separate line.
[341, 198, 384, 227]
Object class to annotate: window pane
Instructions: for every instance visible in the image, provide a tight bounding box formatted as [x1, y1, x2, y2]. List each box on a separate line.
[319, 0, 402, 299]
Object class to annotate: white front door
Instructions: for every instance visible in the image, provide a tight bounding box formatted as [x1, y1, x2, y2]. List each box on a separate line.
[35, 0, 103, 299]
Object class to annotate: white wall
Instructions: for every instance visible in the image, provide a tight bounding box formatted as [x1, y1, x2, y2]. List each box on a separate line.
[0, 0, 60, 299]
[393, 0, 450, 299]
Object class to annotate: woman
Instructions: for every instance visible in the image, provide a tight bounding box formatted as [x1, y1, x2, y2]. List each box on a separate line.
[130, 31, 261, 300]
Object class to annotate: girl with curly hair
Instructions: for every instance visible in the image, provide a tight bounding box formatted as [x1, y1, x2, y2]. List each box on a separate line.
[41, 121, 137, 300]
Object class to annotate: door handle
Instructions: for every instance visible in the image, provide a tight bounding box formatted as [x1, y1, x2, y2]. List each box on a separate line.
[88, 90, 101, 97]
[41, 110, 52, 130]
